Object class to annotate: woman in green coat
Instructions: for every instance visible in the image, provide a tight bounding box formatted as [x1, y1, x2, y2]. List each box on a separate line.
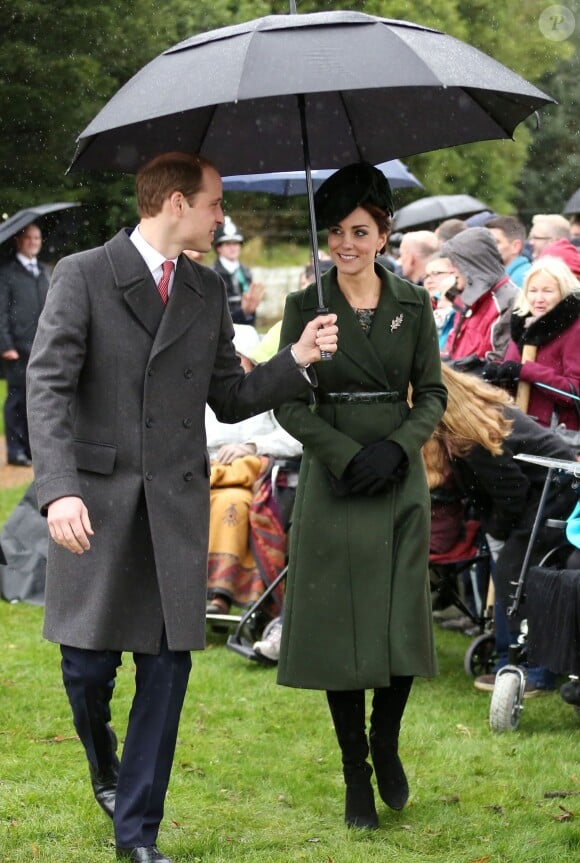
[275, 164, 447, 830]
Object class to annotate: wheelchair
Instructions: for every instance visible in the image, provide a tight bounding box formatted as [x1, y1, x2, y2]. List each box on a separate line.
[429, 518, 495, 676]
[488, 453, 580, 732]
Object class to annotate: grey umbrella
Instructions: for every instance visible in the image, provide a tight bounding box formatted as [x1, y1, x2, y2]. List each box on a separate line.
[563, 189, 580, 215]
[68, 9, 553, 317]
[222, 160, 423, 194]
[0, 202, 80, 246]
[392, 194, 490, 231]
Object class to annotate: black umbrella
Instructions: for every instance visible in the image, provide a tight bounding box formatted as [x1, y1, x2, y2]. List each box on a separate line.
[563, 188, 580, 215]
[69, 9, 553, 316]
[392, 194, 490, 231]
[0, 202, 80, 246]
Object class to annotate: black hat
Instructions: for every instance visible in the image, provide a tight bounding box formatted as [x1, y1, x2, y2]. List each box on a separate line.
[314, 162, 394, 229]
[213, 215, 244, 247]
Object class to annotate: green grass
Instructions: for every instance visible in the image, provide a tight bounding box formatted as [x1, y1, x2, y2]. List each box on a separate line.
[0, 598, 579, 863]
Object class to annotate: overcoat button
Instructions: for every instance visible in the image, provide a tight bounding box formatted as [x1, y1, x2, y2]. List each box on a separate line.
[145, 471, 153, 481]
[182, 417, 192, 428]
[183, 471, 193, 482]
[147, 367, 154, 376]
[145, 417, 154, 428]
[184, 368, 193, 378]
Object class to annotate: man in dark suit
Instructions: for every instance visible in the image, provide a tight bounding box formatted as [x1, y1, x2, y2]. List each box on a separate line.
[26, 152, 337, 863]
[0, 223, 50, 465]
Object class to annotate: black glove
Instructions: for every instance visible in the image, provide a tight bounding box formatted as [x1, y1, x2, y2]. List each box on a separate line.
[482, 361, 522, 386]
[448, 354, 485, 374]
[347, 439, 407, 495]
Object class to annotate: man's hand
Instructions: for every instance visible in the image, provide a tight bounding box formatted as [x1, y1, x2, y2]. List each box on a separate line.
[291, 313, 338, 366]
[1, 349, 19, 361]
[47, 496, 94, 555]
[241, 282, 265, 316]
[214, 442, 257, 464]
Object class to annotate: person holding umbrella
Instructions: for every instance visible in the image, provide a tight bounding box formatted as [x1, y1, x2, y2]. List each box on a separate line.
[274, 163, 447, 830]
[26, 151, 337, 863]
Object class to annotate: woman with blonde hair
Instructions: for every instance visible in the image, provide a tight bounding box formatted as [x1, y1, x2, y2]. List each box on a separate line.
[482, 256, 580, 436]
[425, 364, 578, 694]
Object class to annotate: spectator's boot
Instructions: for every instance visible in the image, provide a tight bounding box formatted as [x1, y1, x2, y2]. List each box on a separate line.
[369, 677, 413, 810]
[326, 690, 378, 830]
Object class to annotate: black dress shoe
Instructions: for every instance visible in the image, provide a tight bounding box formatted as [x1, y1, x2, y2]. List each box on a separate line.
[89, 760, 118, 818]
[115, 846, 173, 862]
[8, 453, 32, 466]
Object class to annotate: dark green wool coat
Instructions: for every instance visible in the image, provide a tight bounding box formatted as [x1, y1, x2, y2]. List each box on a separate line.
[275, 266, 447, 690]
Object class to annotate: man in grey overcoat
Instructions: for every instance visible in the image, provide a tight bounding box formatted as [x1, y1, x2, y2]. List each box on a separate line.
[26, 152, 338, 863]
[0, 223, 50, 465]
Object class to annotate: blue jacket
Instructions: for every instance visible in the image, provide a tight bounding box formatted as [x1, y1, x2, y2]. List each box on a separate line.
[506, 255, 531, 288]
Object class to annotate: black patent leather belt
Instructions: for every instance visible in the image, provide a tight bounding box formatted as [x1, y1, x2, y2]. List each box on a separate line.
[318, 391, 403, 404]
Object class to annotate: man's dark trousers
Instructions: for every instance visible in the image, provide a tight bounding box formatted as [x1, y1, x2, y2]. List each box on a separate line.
[60, 632, 191, 847]
[4, 383, 30, 461]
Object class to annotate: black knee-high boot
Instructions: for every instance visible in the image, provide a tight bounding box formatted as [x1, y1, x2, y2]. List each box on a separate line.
[370, 676, 413, 810]
[326, 689, 378, 830]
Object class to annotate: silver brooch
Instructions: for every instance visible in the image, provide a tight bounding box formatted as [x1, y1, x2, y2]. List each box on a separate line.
[390, 314, 404, 332]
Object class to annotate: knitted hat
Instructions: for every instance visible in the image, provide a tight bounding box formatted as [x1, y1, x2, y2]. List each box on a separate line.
[314, 162, 394, 229]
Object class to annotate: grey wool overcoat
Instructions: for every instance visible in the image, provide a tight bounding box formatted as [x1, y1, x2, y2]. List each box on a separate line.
[26, 229, 313, 654]
[275, 266, 447, 691]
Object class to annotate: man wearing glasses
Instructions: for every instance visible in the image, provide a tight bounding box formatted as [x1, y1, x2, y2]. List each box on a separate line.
[528, 213, 571, 259]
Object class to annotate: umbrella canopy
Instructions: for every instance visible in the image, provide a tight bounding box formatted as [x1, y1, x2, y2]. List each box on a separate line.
[0, 202, 80, 246]
[70, 11, 553, 175]
[222, 160, 422, 195]
[392, 194, 490, 231]
[563, 188, 580, 215]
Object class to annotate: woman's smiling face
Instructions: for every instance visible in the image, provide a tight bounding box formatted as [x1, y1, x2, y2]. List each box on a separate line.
[327, 207, 387, 277]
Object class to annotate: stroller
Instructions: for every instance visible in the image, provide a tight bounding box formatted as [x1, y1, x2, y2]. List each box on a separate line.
[488, 453, 580, 732]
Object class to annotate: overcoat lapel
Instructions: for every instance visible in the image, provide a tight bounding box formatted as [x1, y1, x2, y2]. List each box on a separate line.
[152, 258, 206, 358]
[314, 266, 422, 390]
[105, 230, 165, 337]
[105, 231, 206, 347]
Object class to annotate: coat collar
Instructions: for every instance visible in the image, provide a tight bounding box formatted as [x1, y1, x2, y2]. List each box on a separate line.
[510, 293, 580, 348]
[298, 264, 423, 387]
[105, 229, 206, 343]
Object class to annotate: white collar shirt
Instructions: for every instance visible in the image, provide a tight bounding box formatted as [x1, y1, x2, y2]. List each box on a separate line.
[130, 226, 178, 296]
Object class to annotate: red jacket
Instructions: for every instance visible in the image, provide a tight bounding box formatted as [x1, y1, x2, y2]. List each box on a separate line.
[443, 277, 515, 361]
[505, 296, 580, 429]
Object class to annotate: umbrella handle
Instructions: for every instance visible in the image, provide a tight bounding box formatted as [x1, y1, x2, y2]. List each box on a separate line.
[297, 92, 333, 363]
[316, 305, 333, 362]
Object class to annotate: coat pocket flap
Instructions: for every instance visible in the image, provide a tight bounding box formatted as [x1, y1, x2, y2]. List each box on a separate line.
[74, 439, 117, 475]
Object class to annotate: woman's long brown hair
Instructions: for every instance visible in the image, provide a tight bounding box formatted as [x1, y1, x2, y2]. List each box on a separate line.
[423, 365, 513, 489]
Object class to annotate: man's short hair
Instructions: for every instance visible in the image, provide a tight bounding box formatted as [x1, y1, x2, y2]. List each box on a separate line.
[531, 213, 571, 240]
[400, 230, 439, 259]
[485, 215, 526, 245]
[434, 219, 467, 243]
[136, 152, 216, 217]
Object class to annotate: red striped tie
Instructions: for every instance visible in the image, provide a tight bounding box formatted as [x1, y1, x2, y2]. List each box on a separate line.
[157, 260, 174, 305]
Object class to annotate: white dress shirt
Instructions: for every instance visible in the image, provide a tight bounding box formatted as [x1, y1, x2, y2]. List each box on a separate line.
[130, 226, 178, 296]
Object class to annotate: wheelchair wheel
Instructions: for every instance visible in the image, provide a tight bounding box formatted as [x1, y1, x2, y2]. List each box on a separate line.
[464, 633, 496, 677]
[489, 672, 524, 733]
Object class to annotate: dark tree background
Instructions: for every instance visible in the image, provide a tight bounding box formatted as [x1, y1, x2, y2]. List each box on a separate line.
[0, 0, 576, 258]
